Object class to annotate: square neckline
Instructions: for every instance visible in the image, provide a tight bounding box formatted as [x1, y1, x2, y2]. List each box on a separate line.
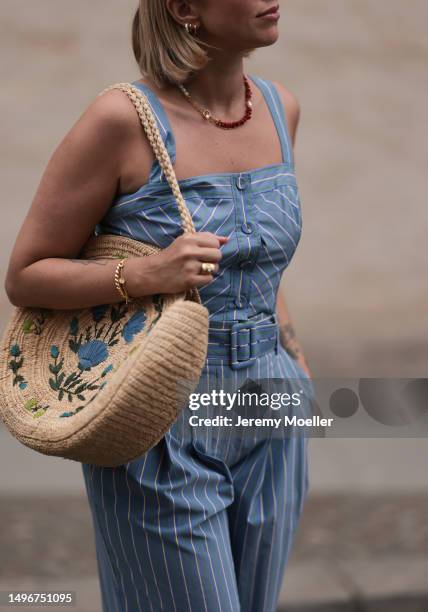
[114, 74, 294, 202]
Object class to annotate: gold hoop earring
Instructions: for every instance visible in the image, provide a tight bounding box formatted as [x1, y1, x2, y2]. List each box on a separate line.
[184, 22, 199, 36]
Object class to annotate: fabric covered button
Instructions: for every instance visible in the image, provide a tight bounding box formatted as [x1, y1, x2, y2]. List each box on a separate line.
[236, 175, 248, 190]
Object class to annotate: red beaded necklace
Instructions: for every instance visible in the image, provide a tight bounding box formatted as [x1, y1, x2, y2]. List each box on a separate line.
[177, 75, 253, 129]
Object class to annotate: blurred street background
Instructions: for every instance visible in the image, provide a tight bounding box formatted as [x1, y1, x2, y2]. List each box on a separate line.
[1, 1, 427, 610]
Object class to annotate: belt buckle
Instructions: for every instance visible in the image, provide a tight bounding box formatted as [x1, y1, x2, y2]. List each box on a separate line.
[230, 320, 256, 370]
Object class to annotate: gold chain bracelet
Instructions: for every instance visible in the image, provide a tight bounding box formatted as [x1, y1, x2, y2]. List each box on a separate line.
[114, 259, 133, 304]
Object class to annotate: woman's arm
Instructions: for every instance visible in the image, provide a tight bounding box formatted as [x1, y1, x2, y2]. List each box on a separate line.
[3, 89, 160, 310]
[273, 81, 312, 377]
[3, 86, 226, 310]
[276, 291, 311, 376]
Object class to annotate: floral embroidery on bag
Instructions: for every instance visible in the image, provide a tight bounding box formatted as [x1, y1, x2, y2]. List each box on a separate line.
[146, 294, 164, 335]
[8, 344, 27, 389]
[122, 310, 147, 343]
[50, 304, 147, 403]
[48, 344, 111, 403]
[9, 301, 149, 418]
[22, 309, 51, 336]
[69, 303, 127, 354]
[24, 398, 50, 419]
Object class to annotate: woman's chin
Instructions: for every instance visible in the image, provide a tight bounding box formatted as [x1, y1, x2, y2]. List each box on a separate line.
[254, 28, 280, 48]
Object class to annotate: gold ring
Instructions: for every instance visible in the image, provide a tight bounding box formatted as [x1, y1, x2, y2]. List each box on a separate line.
[201, 262, 215, 275]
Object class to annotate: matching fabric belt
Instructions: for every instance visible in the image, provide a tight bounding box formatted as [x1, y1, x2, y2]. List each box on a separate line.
[206, 316, 280, 370]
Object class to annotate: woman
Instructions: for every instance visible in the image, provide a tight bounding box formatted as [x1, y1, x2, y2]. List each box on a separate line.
[5, 1, 312, 610]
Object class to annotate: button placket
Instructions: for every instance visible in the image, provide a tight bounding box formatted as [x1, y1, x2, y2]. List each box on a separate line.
[233, 172, 257, 312]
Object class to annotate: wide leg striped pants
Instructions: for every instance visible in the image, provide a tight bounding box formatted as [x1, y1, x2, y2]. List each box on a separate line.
[81, 342, 310, 612]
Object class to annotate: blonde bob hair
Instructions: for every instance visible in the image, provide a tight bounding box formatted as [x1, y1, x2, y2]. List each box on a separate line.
[132, 2, 255, 89]
[132, 2, 211, 88]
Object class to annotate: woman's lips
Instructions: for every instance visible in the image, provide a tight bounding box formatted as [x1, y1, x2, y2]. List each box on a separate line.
[256, 4, 280, 20]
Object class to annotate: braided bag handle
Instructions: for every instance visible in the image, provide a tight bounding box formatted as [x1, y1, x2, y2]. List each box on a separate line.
[99, 83, 196, 235]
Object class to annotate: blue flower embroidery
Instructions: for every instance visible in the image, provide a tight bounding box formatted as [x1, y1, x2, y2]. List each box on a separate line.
[122, 310, 147, 343]
[50, 346, 59, 359]
[10, 344, 21, 357]
[8, 343, 27, 388]
[77, 340, 108, 370]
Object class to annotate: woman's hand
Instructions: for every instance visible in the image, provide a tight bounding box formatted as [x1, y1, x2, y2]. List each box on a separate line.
[125, 231, 229, 297]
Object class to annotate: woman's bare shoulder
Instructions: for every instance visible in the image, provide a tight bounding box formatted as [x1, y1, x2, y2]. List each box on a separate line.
[65, 82, 154, 186]
[80, 85, 143, 140]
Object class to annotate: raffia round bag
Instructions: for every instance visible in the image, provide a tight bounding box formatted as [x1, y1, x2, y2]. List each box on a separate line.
[0, 83, 209, 467]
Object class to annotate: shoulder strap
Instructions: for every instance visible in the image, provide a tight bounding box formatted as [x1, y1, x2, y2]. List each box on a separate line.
[248, 75, 294, 167]
[98, 83, 194, 235]
[131, 80, 177, 177]
[267, 80, 295, 167]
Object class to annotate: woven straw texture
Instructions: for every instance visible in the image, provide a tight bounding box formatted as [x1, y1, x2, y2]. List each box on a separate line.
[0, 83, 209, 467]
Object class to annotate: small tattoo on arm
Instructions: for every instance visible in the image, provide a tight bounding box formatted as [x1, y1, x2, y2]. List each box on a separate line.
[69, 259, 111, 266]
[279, 323, 301, 361]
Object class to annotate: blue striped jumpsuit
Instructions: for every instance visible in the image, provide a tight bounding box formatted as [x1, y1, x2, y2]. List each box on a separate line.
[81, 74, 311, 612]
